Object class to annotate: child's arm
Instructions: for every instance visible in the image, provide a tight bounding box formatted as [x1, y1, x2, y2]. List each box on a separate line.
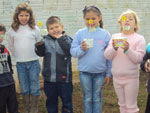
[5, 48, 13, 74]
[35, 26, 43, 42]
[57, 35, 72, 56]
[104, 32, 112, 77]
[106, 59, 112, 77]
[7, 28, 15, 56]
[140, 53, 149, 72]
[35, 41, 45, 57]
[126, 37, 146, 64]
[104, 38, 117, 60]
[70, 32, 87, 58]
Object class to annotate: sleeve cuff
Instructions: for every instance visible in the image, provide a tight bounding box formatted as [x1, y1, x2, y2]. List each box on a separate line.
[106, 73, 112, 77]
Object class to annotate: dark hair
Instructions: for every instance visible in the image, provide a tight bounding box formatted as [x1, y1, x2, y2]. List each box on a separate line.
[11, 2, 35, 31]
[46, 16, 61, 29]
[82, 5, 103, 28]
[0, 24, 6, 32]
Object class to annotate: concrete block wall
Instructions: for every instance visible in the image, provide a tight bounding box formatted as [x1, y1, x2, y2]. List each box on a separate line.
[0, 0, 150, 73]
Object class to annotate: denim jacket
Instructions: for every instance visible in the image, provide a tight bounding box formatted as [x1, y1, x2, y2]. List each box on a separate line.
[35, 34, 72, 83]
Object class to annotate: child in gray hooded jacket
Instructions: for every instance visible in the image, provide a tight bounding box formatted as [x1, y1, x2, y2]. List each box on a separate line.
[35, 16, 73, 113]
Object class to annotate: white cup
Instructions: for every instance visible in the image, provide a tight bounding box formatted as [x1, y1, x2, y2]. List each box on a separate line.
[83, 38, 93, 48]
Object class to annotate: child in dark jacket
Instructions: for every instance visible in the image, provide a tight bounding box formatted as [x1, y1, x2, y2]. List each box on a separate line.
[35, 16, 73, 113]
[141, 47, 150, 113]
[0, 24, 19, 113]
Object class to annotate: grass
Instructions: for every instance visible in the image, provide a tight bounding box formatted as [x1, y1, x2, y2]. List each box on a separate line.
[17, 71, 148, 113]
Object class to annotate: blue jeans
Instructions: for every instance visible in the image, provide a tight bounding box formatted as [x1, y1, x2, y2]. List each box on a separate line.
[79, 72, 106, 113]
[16, 60, 41, 95]
[44, 81, 73, 113]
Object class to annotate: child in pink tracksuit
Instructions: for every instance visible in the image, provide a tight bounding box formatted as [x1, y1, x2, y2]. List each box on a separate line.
[104, 10, 146, 113]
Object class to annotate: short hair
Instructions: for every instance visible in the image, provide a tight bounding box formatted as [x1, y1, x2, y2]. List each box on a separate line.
[0, 24, 6, 32]
[118, 9, 140, 32]
[46, 16, 61, 29]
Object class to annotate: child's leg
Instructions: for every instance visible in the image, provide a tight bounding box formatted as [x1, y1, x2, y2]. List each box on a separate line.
[145, 76, 150, 113]
[59, 82, 73, 113]
[28, 60, 40, 96]
[28, 60, 40, 113]
[16, 62, 30, 94]
[0, 86, 8, 113]
[92, 72, 105, 113]
[22, 95, 30, 113]
[0, 105, 6, 113]
[7, 84, 19, 113]
[113, 77, 126, 113]
[79, 72, 92, 113]
[145, 93, 150, 113]
[44, 81, 58, 113]
[16, 62, 30, 113]
[124, 78, 139, 113]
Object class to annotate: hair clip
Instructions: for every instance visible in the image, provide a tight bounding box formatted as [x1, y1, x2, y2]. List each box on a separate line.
[82, 5, 87, 12]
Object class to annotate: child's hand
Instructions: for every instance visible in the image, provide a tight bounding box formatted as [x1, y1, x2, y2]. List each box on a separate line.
[0, 45, 5, 53]
[54, 34, 63, 39]
[145, 59, 150, 72]
[62, 32, 66, 36]
[81, 41, 88, 50]
[112, 39, 119, 51]
[104, 76, 111, 87]
[122, 41, 129, 51]
[0, 38, 3, 43]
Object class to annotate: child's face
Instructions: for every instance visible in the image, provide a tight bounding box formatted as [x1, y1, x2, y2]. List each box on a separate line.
[47, 23, 64, 38]
[84, 11, 101, 28]
[0, 31, 5, 43]
[120, 13, 136, 33]
[18, 11, 30, 25]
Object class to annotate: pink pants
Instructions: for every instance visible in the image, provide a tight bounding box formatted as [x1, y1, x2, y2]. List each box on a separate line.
[113, 77, 139, 113]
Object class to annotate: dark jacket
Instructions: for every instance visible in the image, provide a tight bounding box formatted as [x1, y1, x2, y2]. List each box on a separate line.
[35, 34, 72, 83]
[0, 44, 14, 87]
[141, 52, 150, 93]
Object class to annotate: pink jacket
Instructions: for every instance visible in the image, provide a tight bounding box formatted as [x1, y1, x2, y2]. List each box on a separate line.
[104, 33, 146, 78]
